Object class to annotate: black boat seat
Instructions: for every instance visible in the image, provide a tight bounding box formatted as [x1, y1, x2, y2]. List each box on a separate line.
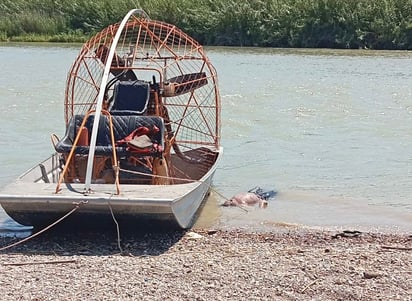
[55, 114, 164, 156]
[110, 80, 150, 115]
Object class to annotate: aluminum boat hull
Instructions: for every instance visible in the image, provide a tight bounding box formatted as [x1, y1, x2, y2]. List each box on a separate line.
[0, 149, 222, 229]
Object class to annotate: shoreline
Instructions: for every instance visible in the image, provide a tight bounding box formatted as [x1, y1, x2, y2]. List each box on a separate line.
[0, 227, 410, 300]
[194, 191, 412, 236]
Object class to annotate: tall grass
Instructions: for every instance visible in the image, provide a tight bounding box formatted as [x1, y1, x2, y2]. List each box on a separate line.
[1, 0, 411, 49]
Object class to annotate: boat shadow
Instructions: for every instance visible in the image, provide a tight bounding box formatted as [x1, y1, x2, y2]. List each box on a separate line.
[0, 222, 187, 257]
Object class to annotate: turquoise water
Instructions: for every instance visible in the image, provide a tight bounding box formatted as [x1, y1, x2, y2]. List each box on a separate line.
[0, 44, 411, 233]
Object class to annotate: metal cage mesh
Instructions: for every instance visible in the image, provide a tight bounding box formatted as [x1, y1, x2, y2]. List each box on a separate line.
[65, 12, 221, 154]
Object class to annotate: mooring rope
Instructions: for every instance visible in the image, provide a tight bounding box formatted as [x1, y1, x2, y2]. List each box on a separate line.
[208, 186, 249, 212]
[0, 201, 88, 252]
[119, 167, 248, 212]
[107, 199, 124, 254]
[118, 167, 199, 183]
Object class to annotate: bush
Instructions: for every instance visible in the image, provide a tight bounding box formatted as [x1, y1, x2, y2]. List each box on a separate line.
[1, 0, 411, 49]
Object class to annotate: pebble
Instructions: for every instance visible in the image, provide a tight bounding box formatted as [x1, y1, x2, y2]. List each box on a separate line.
[0, 229, 410, 300]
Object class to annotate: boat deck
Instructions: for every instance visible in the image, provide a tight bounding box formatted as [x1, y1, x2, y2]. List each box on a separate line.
[0, 180, 200, 206]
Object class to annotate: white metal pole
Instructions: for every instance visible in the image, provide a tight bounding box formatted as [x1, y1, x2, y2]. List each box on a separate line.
[84, 9, 142, 192]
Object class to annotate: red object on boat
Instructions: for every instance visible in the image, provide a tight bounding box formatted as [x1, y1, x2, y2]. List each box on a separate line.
[78, 126, 89, 146]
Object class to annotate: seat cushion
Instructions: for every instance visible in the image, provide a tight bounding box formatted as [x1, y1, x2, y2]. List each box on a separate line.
[55, 114, 164, 156]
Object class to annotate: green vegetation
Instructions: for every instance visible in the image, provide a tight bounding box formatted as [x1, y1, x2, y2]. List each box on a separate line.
[1, 0, 412, 49]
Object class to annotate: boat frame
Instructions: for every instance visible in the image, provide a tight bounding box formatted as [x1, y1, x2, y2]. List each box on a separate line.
[0, 9, 222, 229]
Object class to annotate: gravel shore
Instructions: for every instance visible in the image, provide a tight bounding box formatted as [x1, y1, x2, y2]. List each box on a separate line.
[0, 227, 411, 301]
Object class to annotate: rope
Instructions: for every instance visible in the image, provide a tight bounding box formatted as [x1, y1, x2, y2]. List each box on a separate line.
[119, 167, 199, 183]
[209, 187, 249, 213]
[107, 200, 124, 254]
[119, 167, 248, 212]
[0, 201, 87, 252]
[209, 187, 229, 202]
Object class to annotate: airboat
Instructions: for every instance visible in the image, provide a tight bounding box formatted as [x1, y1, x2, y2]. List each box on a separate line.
[0, 9, 222, 229]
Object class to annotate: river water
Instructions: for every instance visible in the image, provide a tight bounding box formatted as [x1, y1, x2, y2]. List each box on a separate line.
[0, 44, 411, 234]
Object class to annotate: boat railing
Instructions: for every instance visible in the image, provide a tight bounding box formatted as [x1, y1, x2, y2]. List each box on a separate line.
[53, 110, 167, 193]
[54, 110, 120, 195]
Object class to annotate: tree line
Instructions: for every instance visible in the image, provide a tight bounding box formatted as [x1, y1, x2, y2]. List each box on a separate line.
[1, 0, 411, 49]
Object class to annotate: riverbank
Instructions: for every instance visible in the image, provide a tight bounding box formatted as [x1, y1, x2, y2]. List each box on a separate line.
[0, 228, 410, 300]
[1, 0, 412, 49]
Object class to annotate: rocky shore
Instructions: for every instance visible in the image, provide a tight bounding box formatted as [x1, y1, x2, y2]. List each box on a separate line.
[0, 226, 410, 301]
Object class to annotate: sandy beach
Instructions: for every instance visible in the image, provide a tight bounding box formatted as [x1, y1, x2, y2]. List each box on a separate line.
[0, 226, 410, 301]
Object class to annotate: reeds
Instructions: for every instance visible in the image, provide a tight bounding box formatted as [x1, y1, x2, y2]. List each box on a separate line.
[1, 0, 411, 49]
